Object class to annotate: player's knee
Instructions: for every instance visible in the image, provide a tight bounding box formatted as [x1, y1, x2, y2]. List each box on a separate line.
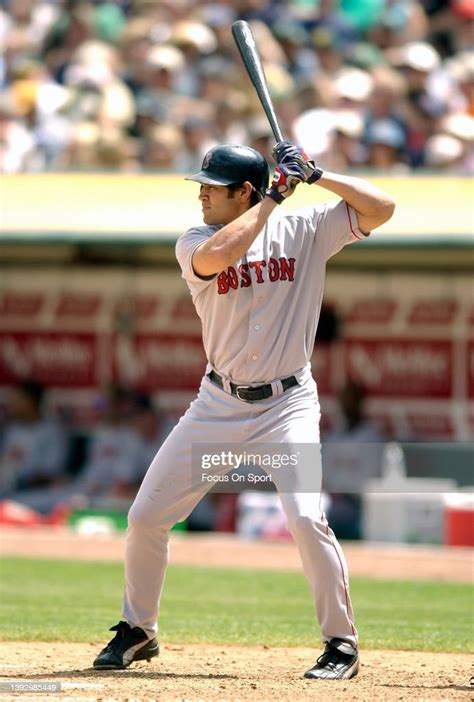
[127, 501, 167, 531]
[287, 514, 317, 539]
[127, 502, 149, 530]
[287, 513, 328, 540]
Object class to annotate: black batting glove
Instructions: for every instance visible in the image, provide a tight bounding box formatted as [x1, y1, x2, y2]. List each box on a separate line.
[297, 157, 324, 184]
[265, 161, 305, 204]
[272, 140, 299, 164]
[272, 140, 323, 184]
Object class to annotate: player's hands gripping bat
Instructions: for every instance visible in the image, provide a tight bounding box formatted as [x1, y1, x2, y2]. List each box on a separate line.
[265, 159, 306, 204]
[272, 140, 324, 184]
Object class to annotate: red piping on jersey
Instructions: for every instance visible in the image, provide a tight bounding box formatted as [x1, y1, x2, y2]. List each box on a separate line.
[345, 203, 362, 241]
[325, 521, 358, 639]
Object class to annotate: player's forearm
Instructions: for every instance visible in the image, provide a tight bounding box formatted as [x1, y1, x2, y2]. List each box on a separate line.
[193, 197, 277, 276]
[316, 172, 395, 232]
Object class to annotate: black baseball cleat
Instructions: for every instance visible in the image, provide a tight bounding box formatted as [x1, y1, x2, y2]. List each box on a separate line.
[93, 621, 159, 669]
[304, 638, 359, 680]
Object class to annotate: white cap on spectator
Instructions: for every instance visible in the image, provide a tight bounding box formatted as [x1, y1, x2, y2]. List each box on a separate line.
[334, 68, 374, 102]
[387, 42, 441, 73]
[446, 51, 474, 83]
[441, 112, 474, 141]
[425, 134, 464, 165]
[171, 21, 217, 54]
[73, 41, 118, 69]
[293, 108, 336, 156]
[65, 62, 115, 87]
[334, 110, 364, 138]
[147, 45, 185, 73]
[247, 114, 273, 140]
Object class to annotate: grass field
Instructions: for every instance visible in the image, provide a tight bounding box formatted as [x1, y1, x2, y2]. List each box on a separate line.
[0, 557, 472, 653]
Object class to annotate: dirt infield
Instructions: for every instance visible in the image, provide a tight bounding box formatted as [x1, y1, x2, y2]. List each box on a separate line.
[0, 643, 472, 701]
[1, 528, 473, 700]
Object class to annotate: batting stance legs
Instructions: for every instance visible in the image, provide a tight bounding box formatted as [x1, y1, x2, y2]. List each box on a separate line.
[93, 366, 357, 672]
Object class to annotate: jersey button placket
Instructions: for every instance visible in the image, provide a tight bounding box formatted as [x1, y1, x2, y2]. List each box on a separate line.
[247, 274, 264, 366]
[247, 318, 262, 364]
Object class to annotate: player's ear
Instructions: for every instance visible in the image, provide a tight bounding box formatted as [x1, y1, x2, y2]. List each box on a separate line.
[241, 181, 254, 204]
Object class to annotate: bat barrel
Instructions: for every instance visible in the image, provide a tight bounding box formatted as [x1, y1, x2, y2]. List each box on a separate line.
[232, 21, 284, 144]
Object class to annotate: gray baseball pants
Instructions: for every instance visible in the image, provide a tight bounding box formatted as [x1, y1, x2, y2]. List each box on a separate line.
[123, 364, 358, 648]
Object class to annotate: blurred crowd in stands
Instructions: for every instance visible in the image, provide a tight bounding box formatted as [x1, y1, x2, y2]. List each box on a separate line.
[1, 0, 473, 174]
[0, 379, 175, 515]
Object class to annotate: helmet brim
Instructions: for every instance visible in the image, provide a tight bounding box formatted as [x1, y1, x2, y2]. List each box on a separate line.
[185, 170, 240, 186]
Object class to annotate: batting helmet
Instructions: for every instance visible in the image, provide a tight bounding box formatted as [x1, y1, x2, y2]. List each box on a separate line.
[186, 144, 269, 199]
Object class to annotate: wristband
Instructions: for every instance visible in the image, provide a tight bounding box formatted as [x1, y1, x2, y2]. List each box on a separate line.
[265, 187, 284, 205]
[307, 167, 324, 184]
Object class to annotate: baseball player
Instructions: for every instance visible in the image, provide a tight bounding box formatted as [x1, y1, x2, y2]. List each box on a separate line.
[93, 141, 395, 679]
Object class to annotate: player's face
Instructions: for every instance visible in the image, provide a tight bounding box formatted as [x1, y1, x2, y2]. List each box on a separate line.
[198, 184, 243, 225]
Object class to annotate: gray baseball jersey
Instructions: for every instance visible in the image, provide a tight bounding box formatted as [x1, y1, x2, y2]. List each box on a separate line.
[176, 200, 366, 383]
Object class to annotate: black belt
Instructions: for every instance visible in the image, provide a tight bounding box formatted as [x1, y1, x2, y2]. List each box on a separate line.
[207, 370, 298, 402]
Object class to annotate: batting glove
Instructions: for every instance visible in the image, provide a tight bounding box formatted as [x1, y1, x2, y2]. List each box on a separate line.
[272, 140, 323, 184]
[272, 140, 300, 163]
[266, 161, 304, 204]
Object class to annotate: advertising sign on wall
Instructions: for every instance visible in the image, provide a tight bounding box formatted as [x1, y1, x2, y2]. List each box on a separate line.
[0, 269, 471, 440]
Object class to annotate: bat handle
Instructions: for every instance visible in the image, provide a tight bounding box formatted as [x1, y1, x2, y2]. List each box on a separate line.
[272, 122, 284, 144]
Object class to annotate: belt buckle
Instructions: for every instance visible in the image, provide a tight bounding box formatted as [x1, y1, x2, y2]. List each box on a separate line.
[235, 385, 252, 401]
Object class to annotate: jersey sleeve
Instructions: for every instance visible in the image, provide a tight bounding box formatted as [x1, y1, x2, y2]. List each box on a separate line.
[175, 227, 217, 285]
[307, 199, 368, 261]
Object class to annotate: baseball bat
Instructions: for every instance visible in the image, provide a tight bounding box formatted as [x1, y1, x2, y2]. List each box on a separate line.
[231, 20, 284, 144]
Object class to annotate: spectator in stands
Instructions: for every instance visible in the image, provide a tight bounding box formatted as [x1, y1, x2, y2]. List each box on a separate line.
[365, 117, 409, 170]
[386, 41, 446, 166]
[173, 114, 217, 173]
[330, 110, 366, 170]
[72, 383, 141, 503]
[270, 20, 318, 84]
[363, 66, 408, 137]
[0, 91, 36, 172]
[139, 123, 184, 170]
[0, 378, 69, 497]
[213, 92, 249, 144]
[246, 113, 274, 165]
[134, 44, 187, 129]
[322, 379, 386, 539]
[170, 20, 219, 97]
[124, 393, 175, 495]
[41, 1, 96, 84]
